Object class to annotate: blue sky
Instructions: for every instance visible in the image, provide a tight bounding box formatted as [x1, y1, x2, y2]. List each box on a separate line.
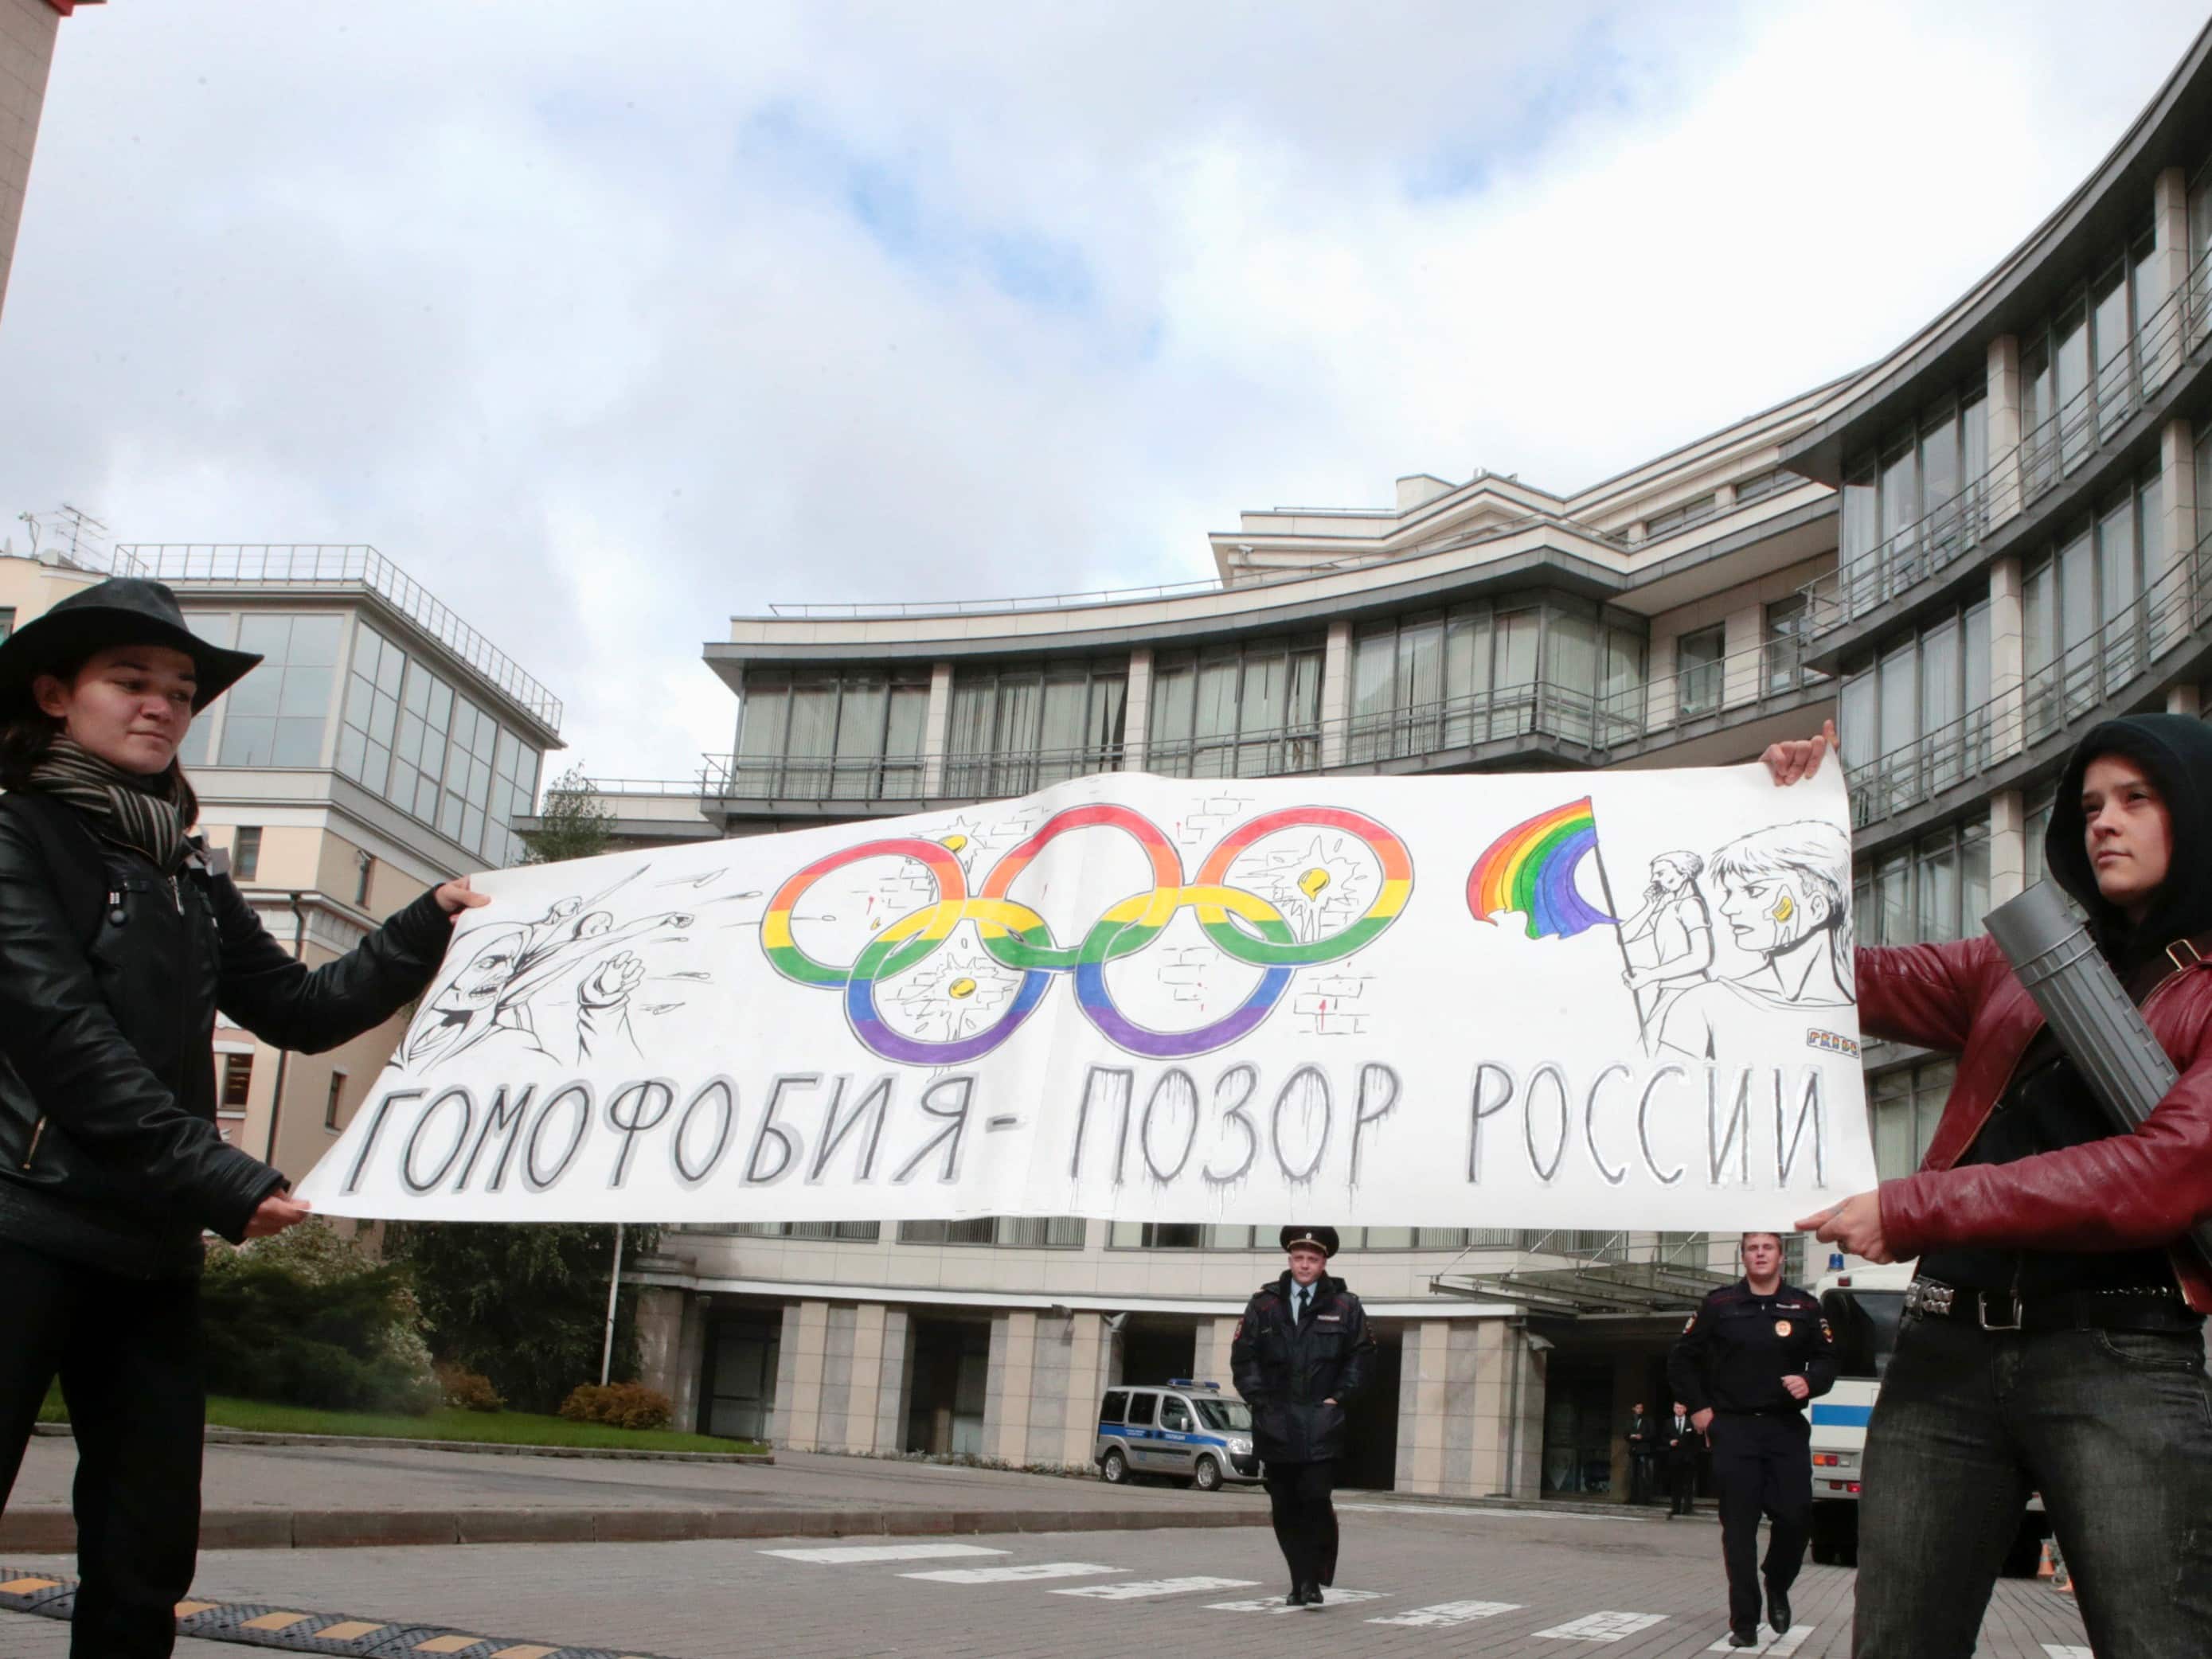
[0, 1, 2204, 780]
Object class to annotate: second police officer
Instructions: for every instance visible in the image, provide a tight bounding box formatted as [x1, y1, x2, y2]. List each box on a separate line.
[1668, 1229, 1838, 1649]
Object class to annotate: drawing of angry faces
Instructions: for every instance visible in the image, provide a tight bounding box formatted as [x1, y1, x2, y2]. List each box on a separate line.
[1707, 822, 1851, 987]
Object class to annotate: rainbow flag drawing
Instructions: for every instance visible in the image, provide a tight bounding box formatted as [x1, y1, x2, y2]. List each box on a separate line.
[1465, 797, 1617, 941]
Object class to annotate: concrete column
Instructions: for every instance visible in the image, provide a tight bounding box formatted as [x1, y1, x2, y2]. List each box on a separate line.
[1487, 1327, 1548, 1499]
[1988, 790, 2026, 909]
[672, 1292, 707, 1433]
[632, 1286, 690, 1411]
[2155, 166, 2191, 391]
[1397, 1319, 1452, 1494]
[1319, 618, 1353, 768]
[842, 1303, 888, 1452]
[1055, 1313, 1113, 1469]
[774, 1300, 830, 1451]
[1199, 1315, 1238, 1392]
[1987, 555, 2025, 759]
[1713, 482, 1737, 509]
[817, 1305, 858, 1450]
[2163, 416, 2197, 579]
[2170, 684, 2203, 718]
[1122, 646, 1152, 771]
[1722, 603, 1762, 710]
[874, 1309, 913, 1453]
[987, 1310, 1038, 1465]
[1027, 1310, 1078, 1471]
[1986, 336, 2022, 527]
[920, 662, 954, 795]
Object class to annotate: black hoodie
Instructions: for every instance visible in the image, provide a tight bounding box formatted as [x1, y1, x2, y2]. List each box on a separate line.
[1918, 713, 2212, 1300]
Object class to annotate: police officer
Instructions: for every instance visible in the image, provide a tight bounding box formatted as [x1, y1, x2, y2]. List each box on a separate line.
[1230, 1226, 1374, 1609]
[1667, 1230, 1837, 1649]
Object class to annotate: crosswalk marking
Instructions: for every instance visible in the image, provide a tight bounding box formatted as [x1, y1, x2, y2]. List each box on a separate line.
[1534, 1611, 1668, 1641]
[2042, 1649, 2094, 1658]
[1368, 1598, 1522, 1627]
[759, 1543, 1010, 1564]
[1054, 1577, 1260, 1600]
[1706, 1627, 1815, 1654]
[901, 1562, 1123, 1585]
[1205, 1588, 1387, 1614]
[1339, 1502, 1636, 1525]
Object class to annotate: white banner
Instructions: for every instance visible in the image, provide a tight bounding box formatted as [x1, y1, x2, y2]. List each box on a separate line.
[299, 765, 1874, 1228]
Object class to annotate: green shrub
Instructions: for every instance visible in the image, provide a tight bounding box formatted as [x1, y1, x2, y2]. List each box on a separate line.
[559, 1381, 673, 1431]
[200, 1220, 439, 1415]
[433, 1361, 505, 1413]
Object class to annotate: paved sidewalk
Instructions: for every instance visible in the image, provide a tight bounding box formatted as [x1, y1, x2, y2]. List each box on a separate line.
[3, 1441, 1272, 1552]
[1, 1502, 2091, 1658]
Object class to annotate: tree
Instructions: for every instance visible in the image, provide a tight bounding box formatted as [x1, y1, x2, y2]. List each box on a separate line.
[394, 761, 643, 1413]
[384, 1221, 659, 1412]
[521, 763, 614, 865]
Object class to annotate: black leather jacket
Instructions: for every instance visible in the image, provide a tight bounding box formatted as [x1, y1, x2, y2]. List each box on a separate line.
[0, 792, 452, 1278]
[1230, 1271, 1375, 1466]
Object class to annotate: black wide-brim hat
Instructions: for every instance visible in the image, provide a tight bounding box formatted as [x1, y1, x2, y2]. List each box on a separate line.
[0, 577, 262, 717]
[1280, 1226, 1339, 1259]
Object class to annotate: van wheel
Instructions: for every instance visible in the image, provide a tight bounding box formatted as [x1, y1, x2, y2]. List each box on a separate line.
[1100, 1448, 1130, 1485]
[1193, 1455, 1223, 1492]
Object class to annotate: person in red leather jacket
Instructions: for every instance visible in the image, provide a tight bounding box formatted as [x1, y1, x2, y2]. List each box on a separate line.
[1772, 714, 2212, 1659]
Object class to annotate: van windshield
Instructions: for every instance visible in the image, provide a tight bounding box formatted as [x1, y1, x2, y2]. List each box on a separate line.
[1820, 1288, 1905, 1379]
[1195, 1398, 1253, 1432]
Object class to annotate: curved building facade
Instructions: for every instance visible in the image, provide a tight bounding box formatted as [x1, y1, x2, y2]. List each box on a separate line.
[622, 24, 2212, 1501]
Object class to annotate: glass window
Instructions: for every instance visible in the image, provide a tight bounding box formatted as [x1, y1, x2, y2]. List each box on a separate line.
[1160, 1397, 1192, 1431]
[730, 667, 928, 799]
[337, 623, 404, 795]
[324, 1071, 346, 1131]
[220, 1052, 254, 1112]
[1148, 636, 1322, 778]
[1646, 493, 1717, 540]
[1676, 624, 1725, 716]
[1841, 463, 1878, 568]
[233, 826, 261, 881]
[217, 612, 341, 768]
[1100, 1391, 1129, 1425]
[1125, 1392, 1157, 1427]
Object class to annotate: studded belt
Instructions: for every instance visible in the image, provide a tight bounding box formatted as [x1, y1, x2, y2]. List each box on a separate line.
[1904, 1276, 2198, 1333]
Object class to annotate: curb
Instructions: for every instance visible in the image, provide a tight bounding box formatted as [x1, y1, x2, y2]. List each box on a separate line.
[0, 1501, 1271, 1554]
[32, 1422, 774, 1466]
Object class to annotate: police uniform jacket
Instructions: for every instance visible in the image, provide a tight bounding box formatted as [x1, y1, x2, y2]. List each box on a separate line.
[1230, 1271, 1374, 1465]
[1667, 1278, 1838, 1421]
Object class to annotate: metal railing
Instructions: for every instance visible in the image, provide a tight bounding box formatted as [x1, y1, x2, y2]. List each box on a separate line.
[698, 635, 1835, 806]
[113, 543, 564, 731]
[1843, 527, 2212, 829]
[1804, 244, 2212, 639]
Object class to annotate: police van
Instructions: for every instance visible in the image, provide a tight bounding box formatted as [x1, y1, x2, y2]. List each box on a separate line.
[1810, 1262, 2046, 1573]
[1094, 1379, 1260, 1491]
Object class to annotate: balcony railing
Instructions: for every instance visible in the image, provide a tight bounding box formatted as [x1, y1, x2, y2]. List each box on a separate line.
[113, 543, 564, 731]
[1843, 528, 2212, 829]
[702, 636, 1833, 806]
[1803, 244, 2212, 640]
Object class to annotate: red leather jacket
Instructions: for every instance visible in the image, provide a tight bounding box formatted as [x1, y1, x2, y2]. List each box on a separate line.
[1861, 937, 2212, 1312]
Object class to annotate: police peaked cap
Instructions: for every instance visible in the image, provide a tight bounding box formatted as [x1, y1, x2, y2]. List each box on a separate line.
[1280, 1226, 1339, 1259]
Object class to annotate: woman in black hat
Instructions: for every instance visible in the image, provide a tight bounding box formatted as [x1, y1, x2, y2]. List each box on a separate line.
[0, 578, 487, 1658]
[1230, 1225, 1374, 1607]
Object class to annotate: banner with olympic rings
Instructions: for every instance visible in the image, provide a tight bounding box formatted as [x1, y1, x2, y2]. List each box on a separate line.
[302, 762, 1876, 1228]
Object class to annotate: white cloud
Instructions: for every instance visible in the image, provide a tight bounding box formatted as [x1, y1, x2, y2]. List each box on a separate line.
[0, 0, 2202, 779]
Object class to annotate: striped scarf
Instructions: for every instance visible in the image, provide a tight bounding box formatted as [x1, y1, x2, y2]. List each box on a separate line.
[25, 736, 192, 873]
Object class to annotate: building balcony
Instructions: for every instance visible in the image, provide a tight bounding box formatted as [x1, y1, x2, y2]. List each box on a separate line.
[1843, 525, 2212, 842]
[1797, 246, 2212, 660]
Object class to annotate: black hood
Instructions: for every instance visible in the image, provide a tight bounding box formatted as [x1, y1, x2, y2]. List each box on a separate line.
[2045, 713, 2212, 965]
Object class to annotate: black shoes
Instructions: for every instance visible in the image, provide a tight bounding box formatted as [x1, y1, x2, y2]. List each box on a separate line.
[1767, 1583, 1792, 1634]
[1284, 1585, 1307, 1606]
[1301, 1582, 1324, 1608]
[1727, 1628, 1760, 1649]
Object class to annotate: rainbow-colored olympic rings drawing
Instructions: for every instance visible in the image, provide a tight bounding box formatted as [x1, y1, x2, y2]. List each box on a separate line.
[760, 803, 1414, 1065]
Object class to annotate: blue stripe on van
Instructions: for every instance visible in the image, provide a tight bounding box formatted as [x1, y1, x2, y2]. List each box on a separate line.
[1811, 1403, 1873, 1427]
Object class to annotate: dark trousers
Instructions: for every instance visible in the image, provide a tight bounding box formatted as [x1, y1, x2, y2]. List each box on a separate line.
[1667, 1457, 1698, 1515]
[1261, 1458, 1339, 1588]
[1628, 1449, 1655, 1504]
[1854, 1314, 2212, 1659]
[0, 1236, 206, 1659]
[1710, 1412, 1810, 1634]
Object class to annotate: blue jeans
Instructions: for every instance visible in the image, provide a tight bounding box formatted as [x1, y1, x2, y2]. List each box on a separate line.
[1854, 1311, 2212, 1659]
